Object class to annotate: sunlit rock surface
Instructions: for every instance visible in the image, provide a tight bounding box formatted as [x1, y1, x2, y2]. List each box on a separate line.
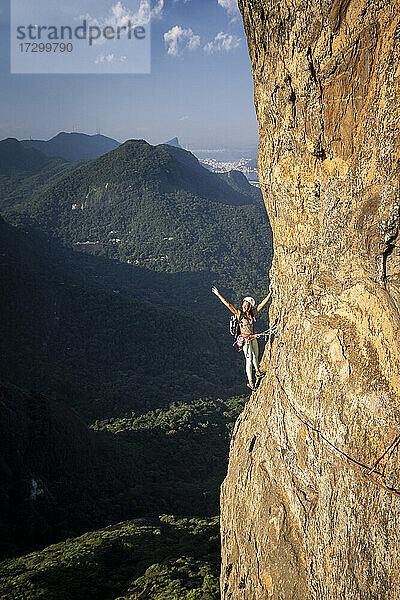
[221, 1, 400, 598]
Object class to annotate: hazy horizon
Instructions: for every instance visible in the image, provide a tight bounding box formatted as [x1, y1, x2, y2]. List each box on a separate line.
[3, 129, 258, 161]
[1, 0, 259, 154]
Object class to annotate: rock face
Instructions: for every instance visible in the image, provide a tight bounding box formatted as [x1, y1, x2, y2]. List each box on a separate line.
[220, 1, 400, 598]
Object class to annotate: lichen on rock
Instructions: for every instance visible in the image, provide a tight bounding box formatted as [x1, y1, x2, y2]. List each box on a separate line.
[220, 1, 400, 598]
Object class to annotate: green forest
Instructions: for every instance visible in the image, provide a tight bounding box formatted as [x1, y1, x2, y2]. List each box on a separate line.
[0, 516, 220, 600]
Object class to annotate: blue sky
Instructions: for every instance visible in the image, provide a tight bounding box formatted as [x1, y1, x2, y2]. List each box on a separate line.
[0, 0, 258, 153]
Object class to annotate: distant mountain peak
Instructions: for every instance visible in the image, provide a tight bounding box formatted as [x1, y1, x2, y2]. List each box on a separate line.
[164, 137, 182, 149]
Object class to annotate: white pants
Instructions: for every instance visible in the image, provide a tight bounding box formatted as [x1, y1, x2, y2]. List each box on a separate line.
[243, 338, 259, 383]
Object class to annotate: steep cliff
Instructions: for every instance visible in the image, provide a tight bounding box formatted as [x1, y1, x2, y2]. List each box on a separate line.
[221, 1, 400, 598]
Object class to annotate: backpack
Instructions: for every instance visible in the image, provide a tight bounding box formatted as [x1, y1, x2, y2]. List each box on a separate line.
[229, 314, 240, 339]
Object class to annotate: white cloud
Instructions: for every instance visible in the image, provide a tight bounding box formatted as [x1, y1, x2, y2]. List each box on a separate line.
[217, 0, 239, 15]
[151, 0, 164, 19]
[203, 31, 241, 53]
[80, 1, 163, 45]
[164, 25, 200, 56]
[179, 115, 189, 121]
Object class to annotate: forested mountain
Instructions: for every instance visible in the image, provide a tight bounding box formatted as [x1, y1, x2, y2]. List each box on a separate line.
[0, 138, 84, 211]
[0, 138, 49, 175]
[21, 132, 120, 161]
[217, 169, 263, 203]
[5, 139, 271, 309]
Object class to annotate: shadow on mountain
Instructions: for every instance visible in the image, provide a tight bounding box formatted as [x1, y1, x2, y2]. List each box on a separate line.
[0, 378, 243, 559]
[0, 217, 252, 421]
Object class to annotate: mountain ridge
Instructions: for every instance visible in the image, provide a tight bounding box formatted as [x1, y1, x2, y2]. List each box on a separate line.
[0, 138, 85, 211]
[21, 131, 120, 161]
[0, 137, 50, 175]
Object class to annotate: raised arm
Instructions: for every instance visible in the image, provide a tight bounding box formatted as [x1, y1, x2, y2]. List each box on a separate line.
[211, 286, 239, 316]
[254, 289, 273, 314]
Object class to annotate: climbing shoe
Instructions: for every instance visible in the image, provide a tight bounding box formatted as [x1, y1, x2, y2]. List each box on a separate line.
[247, 383, 256, 392]
[256, 370, 266, 380]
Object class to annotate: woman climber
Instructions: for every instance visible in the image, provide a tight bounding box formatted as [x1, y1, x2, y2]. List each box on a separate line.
[212, 286, 273, 391]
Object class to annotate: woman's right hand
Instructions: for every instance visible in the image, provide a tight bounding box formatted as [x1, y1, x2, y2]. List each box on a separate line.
[211, 286, 219, 296]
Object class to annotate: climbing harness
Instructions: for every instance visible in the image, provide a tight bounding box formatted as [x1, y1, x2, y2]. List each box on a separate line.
[234, 324, 279, 350]
[273, 344, 400, 499]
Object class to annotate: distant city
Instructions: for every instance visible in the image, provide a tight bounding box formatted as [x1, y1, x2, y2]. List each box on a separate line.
[165, 136, 260, 186]
[200, 156, 258, 186]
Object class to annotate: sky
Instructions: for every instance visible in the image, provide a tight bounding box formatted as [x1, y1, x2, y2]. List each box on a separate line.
[0, 0, 258, 155]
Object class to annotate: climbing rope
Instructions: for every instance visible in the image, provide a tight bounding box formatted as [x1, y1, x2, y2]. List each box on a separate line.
[234, 324, 279, 348]
[273, 344, 400, 499]
[364, 433, 400, 477]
